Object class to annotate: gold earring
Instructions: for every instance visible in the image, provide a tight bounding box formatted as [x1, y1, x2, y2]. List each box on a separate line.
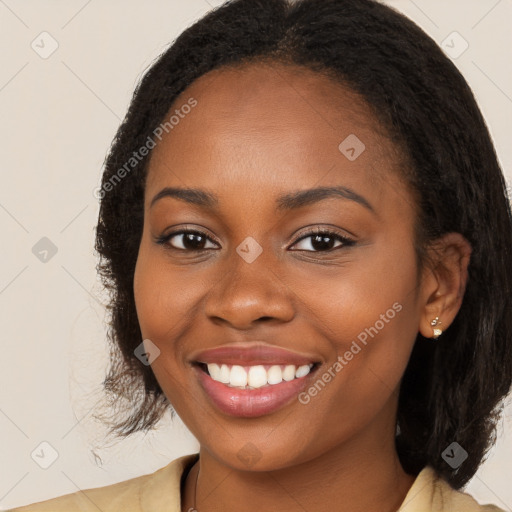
[430, 317, 442, 339]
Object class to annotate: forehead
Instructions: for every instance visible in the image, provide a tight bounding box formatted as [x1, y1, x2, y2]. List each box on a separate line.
[145, 62, 409, 215]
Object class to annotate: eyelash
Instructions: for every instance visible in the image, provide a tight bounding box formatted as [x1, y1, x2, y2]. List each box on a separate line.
[155, 227, 356, 253]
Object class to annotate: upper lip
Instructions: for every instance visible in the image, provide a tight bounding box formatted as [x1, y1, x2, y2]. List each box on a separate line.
[190, 342, 321, 367]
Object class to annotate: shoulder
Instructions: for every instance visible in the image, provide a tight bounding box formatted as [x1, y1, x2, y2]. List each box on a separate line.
[6, 453, 199, 512]
[398, 466, 506, 512]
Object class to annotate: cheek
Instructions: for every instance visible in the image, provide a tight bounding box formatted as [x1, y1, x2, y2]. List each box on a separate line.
[133, 246, 164, 337]
[300, 237, 420, 406]
[133, 241, 206, 353]
[133, 244, 198, 402]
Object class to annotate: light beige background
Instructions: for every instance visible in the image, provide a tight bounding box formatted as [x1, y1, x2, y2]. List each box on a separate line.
[0, 0, 511, 510]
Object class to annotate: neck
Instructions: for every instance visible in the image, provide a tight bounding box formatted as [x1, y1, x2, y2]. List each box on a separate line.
[181, 419, 416, 512]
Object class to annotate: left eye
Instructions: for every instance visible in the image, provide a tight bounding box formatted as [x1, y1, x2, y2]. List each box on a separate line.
[290, 230, 355, 252]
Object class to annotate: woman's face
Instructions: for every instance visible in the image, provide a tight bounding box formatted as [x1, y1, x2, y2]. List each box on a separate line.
[133, 62, 429, 471]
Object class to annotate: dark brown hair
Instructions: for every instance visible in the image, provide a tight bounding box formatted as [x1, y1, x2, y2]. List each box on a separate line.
[94, 0, 512, 488]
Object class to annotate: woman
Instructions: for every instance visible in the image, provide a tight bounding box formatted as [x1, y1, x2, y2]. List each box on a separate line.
[10, 0, 512, 510]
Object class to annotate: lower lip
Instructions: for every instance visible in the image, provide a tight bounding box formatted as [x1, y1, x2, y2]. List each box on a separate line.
[193, 365, 317, 418]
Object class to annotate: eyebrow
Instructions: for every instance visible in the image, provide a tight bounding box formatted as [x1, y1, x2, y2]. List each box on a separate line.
[150, 185, 375, 214]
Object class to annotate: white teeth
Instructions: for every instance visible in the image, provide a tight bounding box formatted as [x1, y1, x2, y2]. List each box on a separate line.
[207, 363, 221, 381]
[230, 365, 247, 387]
[267, 365, 283, 385]
[248, 365, 267, 388]
[282, 365, 296, 381]
[295, 364, 311, 378]
[219, 364, 230, 383]
[205, 362, 315, 389]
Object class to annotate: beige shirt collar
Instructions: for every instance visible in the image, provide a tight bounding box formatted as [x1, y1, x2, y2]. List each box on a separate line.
[139, 453, 503, 512]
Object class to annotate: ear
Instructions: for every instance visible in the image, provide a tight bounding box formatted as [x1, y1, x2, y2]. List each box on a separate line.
[418, 232, 472, 339]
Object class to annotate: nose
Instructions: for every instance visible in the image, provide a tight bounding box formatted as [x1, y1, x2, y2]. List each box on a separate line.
[204, 248, 295, 329]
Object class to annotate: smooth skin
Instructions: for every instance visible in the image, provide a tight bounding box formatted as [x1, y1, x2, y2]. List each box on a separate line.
[133, 62, 471, 512]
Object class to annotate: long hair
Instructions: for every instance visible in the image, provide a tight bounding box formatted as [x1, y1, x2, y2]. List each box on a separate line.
[94, 0, 512, 488]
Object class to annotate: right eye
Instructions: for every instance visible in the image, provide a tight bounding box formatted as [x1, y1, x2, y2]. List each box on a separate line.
[156, 229, 219, 252]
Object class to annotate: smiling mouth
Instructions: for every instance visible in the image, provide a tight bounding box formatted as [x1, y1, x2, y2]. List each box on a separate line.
[193, 361, 321, 390]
